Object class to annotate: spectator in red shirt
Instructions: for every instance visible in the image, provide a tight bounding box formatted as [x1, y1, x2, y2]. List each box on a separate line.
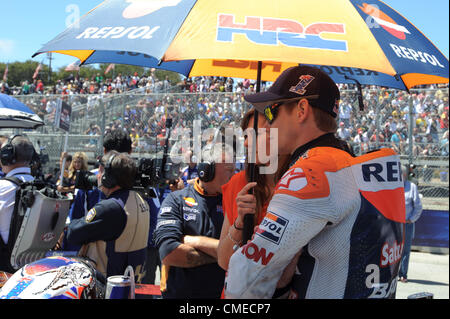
[36, 80, 44, 94]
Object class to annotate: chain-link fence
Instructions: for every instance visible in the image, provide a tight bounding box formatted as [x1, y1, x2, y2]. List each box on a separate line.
[5, 87, 448, 209]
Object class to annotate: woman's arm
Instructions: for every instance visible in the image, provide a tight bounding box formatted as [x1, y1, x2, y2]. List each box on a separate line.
[218, 217, 243, 270]
[218, 182, 257, 270]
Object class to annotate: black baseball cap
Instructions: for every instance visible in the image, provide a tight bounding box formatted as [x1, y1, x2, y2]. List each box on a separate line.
[244, 65, 340, 118]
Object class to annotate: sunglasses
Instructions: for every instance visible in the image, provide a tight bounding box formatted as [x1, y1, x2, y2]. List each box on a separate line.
[264, 102, 282, 125]
[263, 98, 318, 124]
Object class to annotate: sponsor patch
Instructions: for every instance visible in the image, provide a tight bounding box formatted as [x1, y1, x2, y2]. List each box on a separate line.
[255, 212, 289, 245]
[182, 206, 199, 214]
[241, 242, 274, 266]
[160, 207, 173, 215]
[156, 220, 176, 229]
[380, 240, 404, 267]
[183, 213, 196, 221]
[85, 208, 96, 223]
[183, 197, 198, 207]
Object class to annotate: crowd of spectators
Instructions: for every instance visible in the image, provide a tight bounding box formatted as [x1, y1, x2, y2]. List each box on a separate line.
[0, 70, 172, 96]
[96, 93, 248, 153]
[336, 87, 449, 157]
[176, 76, 267, 94]
[3, 70, 448, 160]
[0, 70, 265, 97]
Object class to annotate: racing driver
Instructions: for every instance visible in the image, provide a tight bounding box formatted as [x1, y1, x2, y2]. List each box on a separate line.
[225, 66, 405, 299]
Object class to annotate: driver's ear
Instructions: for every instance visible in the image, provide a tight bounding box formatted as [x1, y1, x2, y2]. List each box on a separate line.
[295, 99, 311, 124]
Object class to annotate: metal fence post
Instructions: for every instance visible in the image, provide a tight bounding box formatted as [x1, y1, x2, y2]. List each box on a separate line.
[99, 98, 106, 155]
[408, 94, 414, 165]
[375, 89, 381, 149]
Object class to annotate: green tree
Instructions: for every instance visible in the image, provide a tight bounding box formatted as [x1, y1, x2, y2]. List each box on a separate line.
[54, 64, 99, 82]
[0, 60, 52, 87]
[154, 69, 181, 84]
[1, 60, 182, 88]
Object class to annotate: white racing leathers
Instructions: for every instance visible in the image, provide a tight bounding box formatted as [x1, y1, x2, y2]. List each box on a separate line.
[225, 147, 405, 299]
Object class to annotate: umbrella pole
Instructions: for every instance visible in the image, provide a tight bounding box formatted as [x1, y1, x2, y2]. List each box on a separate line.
[243, 61, 262, 244]
[248, 61, 262, 182]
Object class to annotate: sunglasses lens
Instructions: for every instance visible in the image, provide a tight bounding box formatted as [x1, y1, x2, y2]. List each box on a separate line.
[264, 106, 274, 124]
[264, 103, 280, 124]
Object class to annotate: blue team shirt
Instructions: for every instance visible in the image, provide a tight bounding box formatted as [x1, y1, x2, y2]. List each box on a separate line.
[64, 187, 160, 250]
[180, 166, 199, 187]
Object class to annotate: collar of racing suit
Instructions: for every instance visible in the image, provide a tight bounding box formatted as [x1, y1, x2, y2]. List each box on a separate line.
[193, 178, 220, 197]
[289, 132, 353, 168]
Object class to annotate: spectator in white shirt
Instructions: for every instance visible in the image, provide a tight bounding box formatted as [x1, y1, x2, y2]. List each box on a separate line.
[337, 121, 351, 140]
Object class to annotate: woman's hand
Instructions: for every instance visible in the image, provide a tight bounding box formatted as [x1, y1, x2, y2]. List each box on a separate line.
[234, 182, 257, 229]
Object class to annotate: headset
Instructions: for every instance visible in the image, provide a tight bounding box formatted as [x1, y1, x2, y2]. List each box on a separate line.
[197, 130, 236, 183]
[198, 161, 215, 183]
[0, 135, 35, 166]
[101, 153, 118, 189]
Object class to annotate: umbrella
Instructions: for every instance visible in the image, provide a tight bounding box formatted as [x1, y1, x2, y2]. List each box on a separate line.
[33, 0, 448, 90]
[33, 0, 449, 241]
[0, 94, 44, 129]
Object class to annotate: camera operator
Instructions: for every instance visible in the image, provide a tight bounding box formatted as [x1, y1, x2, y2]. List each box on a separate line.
[154, 142, 235, 299]
[160, 150, 198, 197]
[0, 135, 36, 272]
[65, 129, 137, 251]
[65, 128, 161, 285]
[66, 151, 149, 280]
[180, 150, 199, 188]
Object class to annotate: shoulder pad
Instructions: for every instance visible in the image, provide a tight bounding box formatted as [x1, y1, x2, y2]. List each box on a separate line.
[275, 147, 350, 199]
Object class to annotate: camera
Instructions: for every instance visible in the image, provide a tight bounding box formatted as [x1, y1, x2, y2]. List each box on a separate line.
[134, 157, 180, 196]
[74, 170, 98, 190]
[74, 157, 180, 197]
[30, 141, 49, 180]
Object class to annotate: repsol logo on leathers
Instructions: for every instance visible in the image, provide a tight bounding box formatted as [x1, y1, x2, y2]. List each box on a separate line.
[362, 161, 402, 182]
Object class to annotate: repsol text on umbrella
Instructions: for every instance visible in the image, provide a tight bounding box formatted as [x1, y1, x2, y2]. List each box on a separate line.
[76, 26, 160, 40]
[390, 44, 445, 68]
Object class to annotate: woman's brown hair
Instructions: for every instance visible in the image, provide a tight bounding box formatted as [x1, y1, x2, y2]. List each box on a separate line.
[240, 109, 290, 223]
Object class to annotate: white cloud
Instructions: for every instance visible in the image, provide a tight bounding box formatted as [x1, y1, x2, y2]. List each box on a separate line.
[0, 39, 15, 57]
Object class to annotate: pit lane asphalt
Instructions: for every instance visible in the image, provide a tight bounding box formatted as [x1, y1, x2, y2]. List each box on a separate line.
[396, 251, 449, 299]
[153, 250, 449, 299]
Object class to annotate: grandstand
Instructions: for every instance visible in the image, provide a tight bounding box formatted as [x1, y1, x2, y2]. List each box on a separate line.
[2, 85, 448, 210]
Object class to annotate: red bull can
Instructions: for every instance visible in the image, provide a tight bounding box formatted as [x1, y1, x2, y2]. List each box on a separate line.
[105, 276, 131, 299]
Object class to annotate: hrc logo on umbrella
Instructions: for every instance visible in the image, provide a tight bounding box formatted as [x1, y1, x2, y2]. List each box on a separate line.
[217, 14, 348, 52]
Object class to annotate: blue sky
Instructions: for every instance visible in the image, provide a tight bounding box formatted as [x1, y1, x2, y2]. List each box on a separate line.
[0, 0, 448, 70]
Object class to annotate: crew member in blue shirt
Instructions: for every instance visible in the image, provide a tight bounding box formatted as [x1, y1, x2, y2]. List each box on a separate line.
[180, 150, 199, 187]
[154, 143, 235, 298]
